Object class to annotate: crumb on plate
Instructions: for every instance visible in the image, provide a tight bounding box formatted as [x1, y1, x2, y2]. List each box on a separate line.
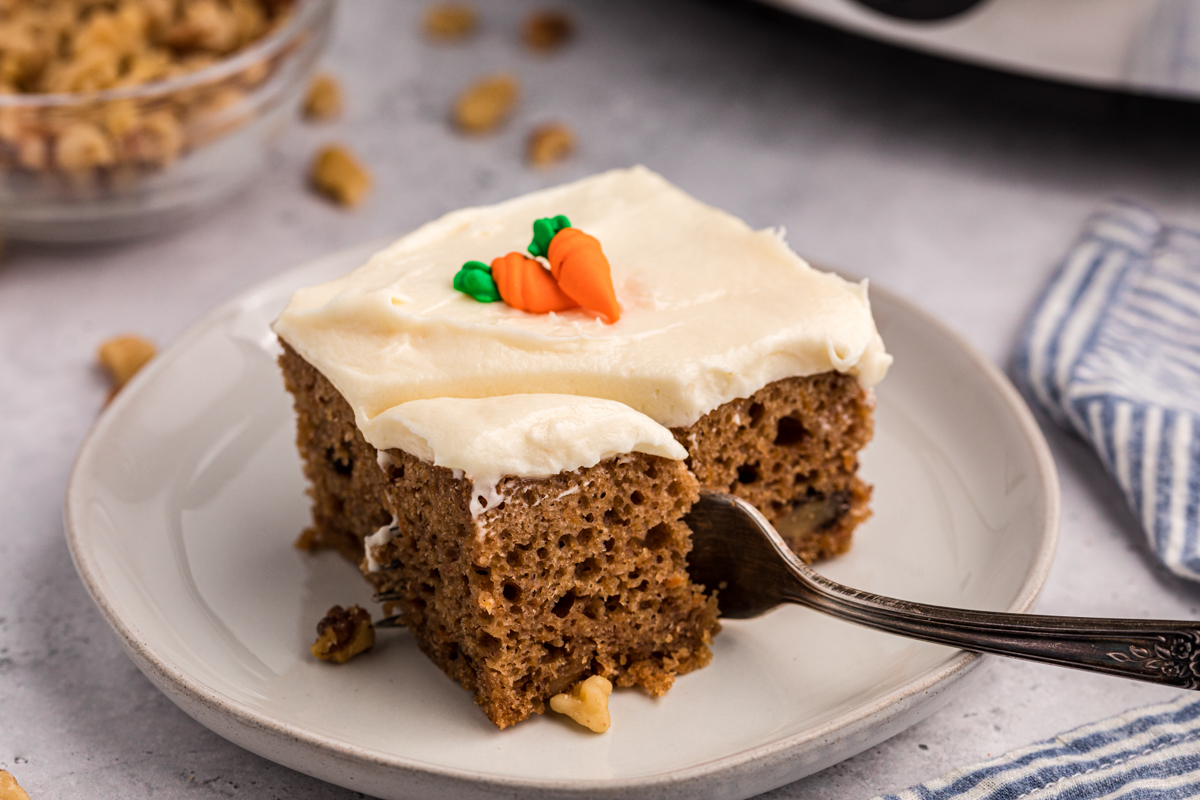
[549, 674, 612, 732]
[310, 144, 371, 207]
[311, 604, 375, 663]
[452, 72, 518, 134]
[303, 73, 342, 121]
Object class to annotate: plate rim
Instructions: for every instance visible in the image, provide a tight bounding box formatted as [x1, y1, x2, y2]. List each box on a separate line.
[63, 246, 1061, 797]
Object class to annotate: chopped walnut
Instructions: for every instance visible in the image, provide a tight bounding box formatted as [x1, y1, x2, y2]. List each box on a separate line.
[98, 334, 156, 397]
[0, 0, 293, 195]
[161, 0, 243, 53]
[453, 73, 518, 134]
[526, 122, 574, 167]
[0, 769, 31, 800]
[310, 144, 372, 207]
[523, 10, 573, 52]
[310, 604, 375, 663]
[0, 0, 291, 95]
[549, 674, 612, 732]
[423, 4, 477, 41]
[57, 122, 116, 171]
[303, 73, 342, 121]
[121, 111, 185, 167]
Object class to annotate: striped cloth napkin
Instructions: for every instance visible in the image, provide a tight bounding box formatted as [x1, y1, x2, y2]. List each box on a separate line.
[874, 694, 1200, 800]
[1016, 202, 1200, 581]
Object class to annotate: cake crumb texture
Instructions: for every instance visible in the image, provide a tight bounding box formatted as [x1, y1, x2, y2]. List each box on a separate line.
[675, 372, 873, 563]
[280, 343, 720, 728]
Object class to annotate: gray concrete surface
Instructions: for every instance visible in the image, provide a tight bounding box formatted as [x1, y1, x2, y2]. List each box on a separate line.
[4, 0, 1200, 797]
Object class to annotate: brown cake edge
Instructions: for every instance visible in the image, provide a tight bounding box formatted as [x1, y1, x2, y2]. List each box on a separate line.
[278, 341, 721, 727]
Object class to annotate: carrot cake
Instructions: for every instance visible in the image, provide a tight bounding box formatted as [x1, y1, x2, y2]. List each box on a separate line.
[273, 166, 891, 728]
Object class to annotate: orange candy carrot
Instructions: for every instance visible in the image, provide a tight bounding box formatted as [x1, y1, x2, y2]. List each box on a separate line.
[546, 227, 621, 324]
[491, 252, 579, 314]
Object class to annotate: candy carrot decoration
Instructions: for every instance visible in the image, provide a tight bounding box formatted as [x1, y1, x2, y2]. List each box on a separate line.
[453, 260, 502, 302]
[490, 251, 578, 313]
[452, 213, 620, 324]
[545, 226, 620, 324]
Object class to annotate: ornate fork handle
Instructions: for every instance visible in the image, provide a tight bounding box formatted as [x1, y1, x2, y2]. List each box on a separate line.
[784, 564, 1200, 689]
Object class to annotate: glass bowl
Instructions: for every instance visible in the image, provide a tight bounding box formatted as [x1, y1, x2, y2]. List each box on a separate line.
[0, 0, 334, 242]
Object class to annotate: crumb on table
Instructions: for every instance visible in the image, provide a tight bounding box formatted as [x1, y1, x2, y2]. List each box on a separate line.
[310, 604, 375, 663]
[310, 144, 371, 207]
[523, 10, 573, 52]
[527, 122, 574, 167]
[549, 674, 613, 732]
[0, 770, 31, 800]
[98, 334, 156, 397]
[303, 73, 342, 121]
[452, 73, 519, 134]
[423, 3, 477, 41]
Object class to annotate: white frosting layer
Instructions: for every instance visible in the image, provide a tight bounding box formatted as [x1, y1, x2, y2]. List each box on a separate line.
[274, 166, 891, 475]
[365, 394, 687, 515]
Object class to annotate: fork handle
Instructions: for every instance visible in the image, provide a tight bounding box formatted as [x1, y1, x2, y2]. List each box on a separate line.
[783, 568, 1200, 688]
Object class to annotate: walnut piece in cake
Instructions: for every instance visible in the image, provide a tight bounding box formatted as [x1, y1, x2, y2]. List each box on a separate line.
[310, 604, 375, 663]
[550, 675, 612, 732]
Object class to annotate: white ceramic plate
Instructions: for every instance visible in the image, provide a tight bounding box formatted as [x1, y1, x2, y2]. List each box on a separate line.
[65, 244, 1059, 800]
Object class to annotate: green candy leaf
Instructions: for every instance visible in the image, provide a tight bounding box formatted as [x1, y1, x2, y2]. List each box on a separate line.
[527, 214, 571, 258]
[453, 261, 501, 302]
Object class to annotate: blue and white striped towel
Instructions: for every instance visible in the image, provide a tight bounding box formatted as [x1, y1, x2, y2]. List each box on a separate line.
[1016, 202, 1200, 581]
[874, 694, 1200, 800]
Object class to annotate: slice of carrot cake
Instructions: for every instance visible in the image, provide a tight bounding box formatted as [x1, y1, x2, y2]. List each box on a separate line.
[273, 166, 891, 728]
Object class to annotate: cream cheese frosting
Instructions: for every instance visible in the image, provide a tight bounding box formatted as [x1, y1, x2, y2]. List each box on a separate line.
[363, 394, 688, 516]
[273, 166, 891, 480]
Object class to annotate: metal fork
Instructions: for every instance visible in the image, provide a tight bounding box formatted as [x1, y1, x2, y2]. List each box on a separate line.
[684, 491, 1200, 689]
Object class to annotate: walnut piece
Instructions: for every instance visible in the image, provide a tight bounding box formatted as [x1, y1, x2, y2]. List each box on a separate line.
[98, 334, 156, 396]
[523, 10, 573, 52]
[423, 4, 477, 41]
[527, 122, 574, 167]
[303, 73, 342, 121]
[310, 604, 375, 664]
[0, 770, 31, 800]
[57, 122, 116, 171]
[453, 73, 518, 134]
[549, 674, 612, 732]
[310, 144, 371, 207]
